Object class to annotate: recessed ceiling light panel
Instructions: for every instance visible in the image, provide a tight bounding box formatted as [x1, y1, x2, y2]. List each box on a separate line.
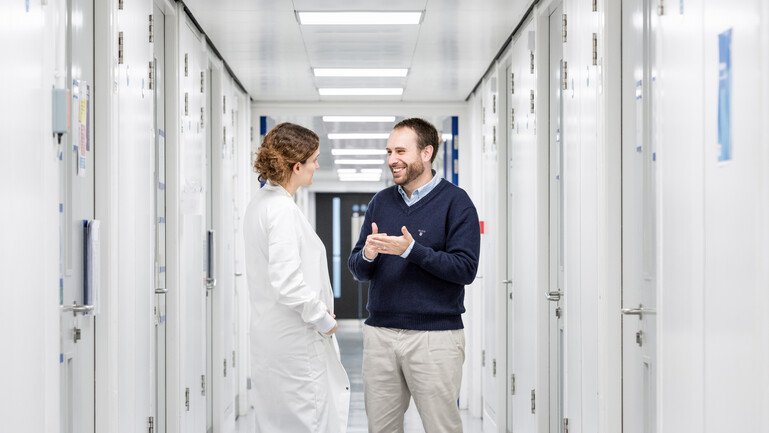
[322, 116, 397, 123]
[297, 11, 423, 26]
[314, 68, 408, 77]
[318, 88, 403, 96]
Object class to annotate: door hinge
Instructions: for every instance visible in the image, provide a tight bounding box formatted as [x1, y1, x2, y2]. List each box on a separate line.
[201, 374, 206, 396]
[184, 92, 189, 116]
[530, 51, 535, 73]
[118, 0, 123, 10]
[592, 0, 598, 12]
[564, 417, 569, 433]
[184, 53, 189, 77]
[511, 72, 515, 94]
[232, 350, 236, 368]
[482, 107, 486, 125]
[492, 358, 497, 377]
[531, 389, 536, 413]
[200, 71, 205, 93]
[562, 14, 567, 43]
[492, 126, 497, 145]
[148, 61, 154, 90]
[184, 387, 190, 411]
[511, 107, 515, 128]
[149, 14, 154, 43]
[510, 374, 516, 395]
[223, 126, 227, 144]
[657, 0, 664, 15]
[223, 95, 227, 114]
[223, 358, 228, 377]
[148, 416, 155, 433]
[200, 107, 205, 128]
[562, 60, 568, 90]
[481, 350, 486, 367]
[592, 33, 598, 66]
[118, 32, 124, 64]
[530, 90, 535, 113]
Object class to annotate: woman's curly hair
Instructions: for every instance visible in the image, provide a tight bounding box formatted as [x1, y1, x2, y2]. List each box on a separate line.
[253, 122, 320, 184]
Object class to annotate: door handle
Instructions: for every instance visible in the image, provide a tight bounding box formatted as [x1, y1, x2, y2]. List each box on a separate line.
[547, 291, 562, 301]
[155, 288, 168, 294]
[621, 304, 656, 320]
[206, 230, 216, 290]
[501, 280, 512, 285]
[60, 302, 95, 316]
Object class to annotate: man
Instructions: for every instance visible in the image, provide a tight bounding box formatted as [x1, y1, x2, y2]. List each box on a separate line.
[348, 118, 480, 433]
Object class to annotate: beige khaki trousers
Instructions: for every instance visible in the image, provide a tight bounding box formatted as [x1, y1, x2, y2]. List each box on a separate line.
[362, 324, 465, 433]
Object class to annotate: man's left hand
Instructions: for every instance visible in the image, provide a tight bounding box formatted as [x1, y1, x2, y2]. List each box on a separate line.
[369, 226, 414, 256]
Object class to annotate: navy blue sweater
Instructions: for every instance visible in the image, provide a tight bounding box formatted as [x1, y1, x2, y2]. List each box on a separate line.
[348, 179, 481, 330]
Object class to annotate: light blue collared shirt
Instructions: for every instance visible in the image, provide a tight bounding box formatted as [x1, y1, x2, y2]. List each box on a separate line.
[362, 171, 441, 261]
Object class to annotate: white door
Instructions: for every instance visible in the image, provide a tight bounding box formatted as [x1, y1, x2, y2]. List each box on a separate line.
[546, 5, 566, 433]
[504, 63, 514, 433]
[621, 1, 658, 432]
[205, 63, 215, 433]
[59, 0, 96, 431]
[481, 77, 501, 432]
[152, 3, 168, 432]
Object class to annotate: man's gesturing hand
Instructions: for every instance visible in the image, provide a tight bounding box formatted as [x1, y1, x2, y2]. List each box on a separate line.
[363, 222, 385, 260]
[368, 226, 414, 256]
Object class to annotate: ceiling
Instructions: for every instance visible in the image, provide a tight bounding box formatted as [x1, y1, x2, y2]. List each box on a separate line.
[182, 0, 530, 102]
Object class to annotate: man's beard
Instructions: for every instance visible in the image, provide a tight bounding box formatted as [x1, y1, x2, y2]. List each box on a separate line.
[392, 159, 425, 186]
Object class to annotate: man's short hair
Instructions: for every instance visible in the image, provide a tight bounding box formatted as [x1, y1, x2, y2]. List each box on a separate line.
[393, 118, 440, 163]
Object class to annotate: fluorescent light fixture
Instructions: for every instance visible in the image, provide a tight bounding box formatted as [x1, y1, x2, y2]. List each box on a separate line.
[339, 174, 383, 182]
[314, 68, 408, 78]
[297, 11, 423, 26]
[328, 133, 390, 140]
[334, 159, 385, 165]
[340, 177, 382, 182]
[319, 88, 403, 96]
[442, 133, 453, 141]
[361, 168, 383, 174]
[336, 168, 357, 174]
[322, 115, 396, 123]
[331, 149, 387, 156]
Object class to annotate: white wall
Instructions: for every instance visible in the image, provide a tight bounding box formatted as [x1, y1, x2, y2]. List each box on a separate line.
[0, 2, 61, 432]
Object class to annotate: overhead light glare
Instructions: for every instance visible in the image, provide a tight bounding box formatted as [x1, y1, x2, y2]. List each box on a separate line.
[339, 174, 383, 182]
[314, 69, 408, 78]
[331, 149, 387, 156]
[297, 11, 423, 26]
[328, 133, 390, 140]
[334, 159, 385, 165]
[322, 115, 397, 123]
[319, 88, 403, 96]
[361, 169, 383, 174]
[336, 168, 357, 174]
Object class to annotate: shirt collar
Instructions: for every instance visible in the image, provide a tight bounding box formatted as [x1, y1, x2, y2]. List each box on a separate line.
[398, 170, 440, 203]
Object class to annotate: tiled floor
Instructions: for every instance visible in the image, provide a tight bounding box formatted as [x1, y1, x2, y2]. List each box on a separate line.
[337, 320, 484, 433]
[236, 319, 484, 433]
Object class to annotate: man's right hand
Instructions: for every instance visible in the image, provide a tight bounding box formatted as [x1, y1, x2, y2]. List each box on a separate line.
[363, 222, 385, 260]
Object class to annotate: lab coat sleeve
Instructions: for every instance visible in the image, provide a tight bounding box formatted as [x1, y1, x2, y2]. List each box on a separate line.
[267, 204, 335, 333]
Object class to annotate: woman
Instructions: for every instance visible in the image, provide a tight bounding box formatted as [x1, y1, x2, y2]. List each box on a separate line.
[244, 123, 350, 432]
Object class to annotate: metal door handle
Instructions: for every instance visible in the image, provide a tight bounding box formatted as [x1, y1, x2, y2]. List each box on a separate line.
[621, 304, 656, 319]
[501, 280, 512, 285]
[547, 291, 562, 301]
[206, 230, 216, 290]
[155, 288, 168, 294]
[60, 302, 95, 316]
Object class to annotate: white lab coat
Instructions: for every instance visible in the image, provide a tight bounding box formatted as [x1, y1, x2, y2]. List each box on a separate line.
[244, 183, 350, 433]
